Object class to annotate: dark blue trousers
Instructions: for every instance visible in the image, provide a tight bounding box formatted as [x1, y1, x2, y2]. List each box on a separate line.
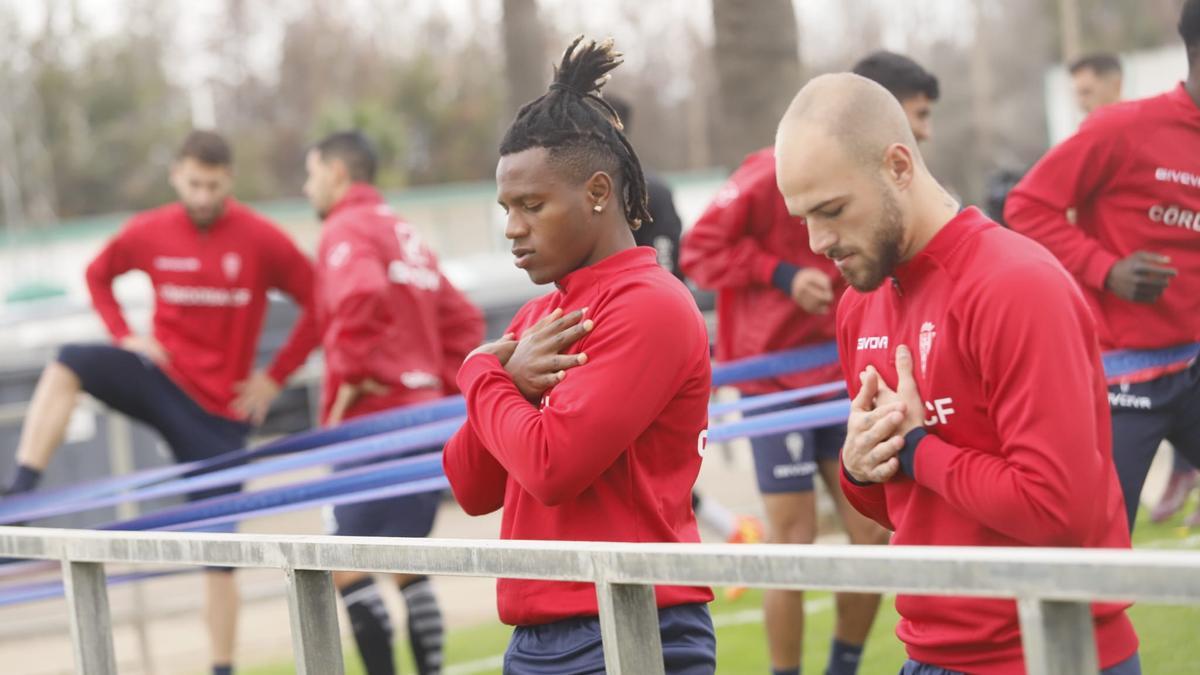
[503, 603, 716, 674]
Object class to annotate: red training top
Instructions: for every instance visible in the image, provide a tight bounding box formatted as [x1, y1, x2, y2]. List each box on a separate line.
[837, 208, 1137, 674]
[86, 199, 319, 420]
[314, 184, 484, 423]
[681, 147, 844, 394]
[1006, 84, 1200, 380]
[442, 247, 714, 626]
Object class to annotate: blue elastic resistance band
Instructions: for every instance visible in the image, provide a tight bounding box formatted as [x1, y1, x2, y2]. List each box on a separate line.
[0, 378, 849, 525]
[1102, 342, 1200, 380]
[104, 398, 852, 532]
[0, 418, 463, 525]
[0, 345, 843, 519]
[109, 452, 446, 531]
[712, 342, 839, 387]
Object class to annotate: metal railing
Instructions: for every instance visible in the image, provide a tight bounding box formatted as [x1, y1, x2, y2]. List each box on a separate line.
[1, 528, 1199, 675]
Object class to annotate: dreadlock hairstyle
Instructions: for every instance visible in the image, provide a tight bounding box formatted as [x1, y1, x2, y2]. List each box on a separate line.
[499, 36, 652, 230]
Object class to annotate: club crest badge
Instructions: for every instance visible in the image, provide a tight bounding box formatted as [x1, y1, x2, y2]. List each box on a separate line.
[222, 252, 242, 281]
[919, 321, 936, 374]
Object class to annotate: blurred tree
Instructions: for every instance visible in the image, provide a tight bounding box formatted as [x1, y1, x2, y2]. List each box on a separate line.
[1076, 0, 1181, 55]
[229, 4, 505, 196]
[6, 0, 1182, 229]
[1, 0, 189, 225]
[710, 0, 800, 167]
[502, 0, 549, 120]
[0, 3, 37, 230]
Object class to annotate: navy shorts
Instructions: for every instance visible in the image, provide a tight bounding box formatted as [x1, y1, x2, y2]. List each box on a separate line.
[750, 402, 846, 494]
[1109, 359, 1200, 529]
[503, 603, 716, 675]
[325, 454, 441, 538]
[899, 652, 1140, 675]
[58, 343, 249, 504]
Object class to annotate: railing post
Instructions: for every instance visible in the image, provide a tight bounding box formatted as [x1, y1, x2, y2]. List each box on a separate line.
[596, 581, 665, 675]
[285, 568, 344, 675]
[1017, 597, 1099, 675]
[62, 560, 118, 675]
[106, 410, 157, 675]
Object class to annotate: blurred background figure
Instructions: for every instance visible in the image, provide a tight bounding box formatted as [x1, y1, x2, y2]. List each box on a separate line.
[1064, 48, 1200, 527]
[3, 130, 320, 675]
[606, 95, 685, 280]
[1069, 52, 1124, 115]
[305, 129, 484, 675]
[851, 51, 940, 142]
[605, 93, 765, 590]
[1006, 0, 1200, 534]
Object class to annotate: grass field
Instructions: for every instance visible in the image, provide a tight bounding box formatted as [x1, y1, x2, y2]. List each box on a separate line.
[242, 504, 1200, 675]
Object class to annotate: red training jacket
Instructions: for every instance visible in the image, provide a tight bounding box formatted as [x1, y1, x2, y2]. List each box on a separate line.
[86, 199, 319, 420]
[836, 208, 1137, 674]
[442, 247, 714, 626]
[1006, 84, 1200, 377]
[314, 184, 484, 423]
[681, 147, 844, 395]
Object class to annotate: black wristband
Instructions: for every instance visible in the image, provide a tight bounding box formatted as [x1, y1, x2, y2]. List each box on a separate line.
[898, 427, 928, 479]
[771, 261, 803, 295]
[842, 462, 873, 487]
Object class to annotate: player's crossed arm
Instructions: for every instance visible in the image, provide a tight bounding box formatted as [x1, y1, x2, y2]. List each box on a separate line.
[468, 307, 593, 402]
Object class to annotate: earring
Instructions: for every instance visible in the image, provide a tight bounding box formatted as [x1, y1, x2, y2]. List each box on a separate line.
[593, 204, 603, 213]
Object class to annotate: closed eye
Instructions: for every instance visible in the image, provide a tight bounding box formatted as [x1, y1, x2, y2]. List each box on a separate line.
[819, 205, 844, 218]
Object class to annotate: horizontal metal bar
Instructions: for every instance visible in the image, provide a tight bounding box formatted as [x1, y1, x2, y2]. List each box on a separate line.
[1, 527, 1199, 606]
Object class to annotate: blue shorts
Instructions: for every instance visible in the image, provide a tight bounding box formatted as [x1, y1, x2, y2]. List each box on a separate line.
[1109, 359, 1200, 529]
[326, 454, 441, 538]
[899, 652, 1140, 674]
[503, 603, 716, 675]
[57, 343, 249, 504]
[749, 402, 846, 494]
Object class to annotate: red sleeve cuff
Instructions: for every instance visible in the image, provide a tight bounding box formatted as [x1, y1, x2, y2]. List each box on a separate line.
[752, 253, 784, 286]
[1082, 249, 1121, 292]
[839, 467, 889, 511]
[842, 461, 873, 487]
[457, 353, 504, 393]
[906, 432, 956, 492]
[265, 364, 291, 387]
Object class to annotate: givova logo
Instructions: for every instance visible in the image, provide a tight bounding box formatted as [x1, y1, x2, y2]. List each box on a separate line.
[1155, 167, 1200, 189]
[857, 336, 889, 350]
[1109, 383, 1151, 410]
[153, 256, 200, 272]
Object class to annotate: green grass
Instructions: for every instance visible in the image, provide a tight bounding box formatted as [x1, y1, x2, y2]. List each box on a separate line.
[239, 500, 1200, 675]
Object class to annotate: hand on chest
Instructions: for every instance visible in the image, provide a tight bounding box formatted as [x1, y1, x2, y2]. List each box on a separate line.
[851, 313, 960, 429]
[508, 302, 596, 407]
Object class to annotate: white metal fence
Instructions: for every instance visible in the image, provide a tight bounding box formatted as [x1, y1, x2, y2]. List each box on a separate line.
[1, 527, 1199, 674]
